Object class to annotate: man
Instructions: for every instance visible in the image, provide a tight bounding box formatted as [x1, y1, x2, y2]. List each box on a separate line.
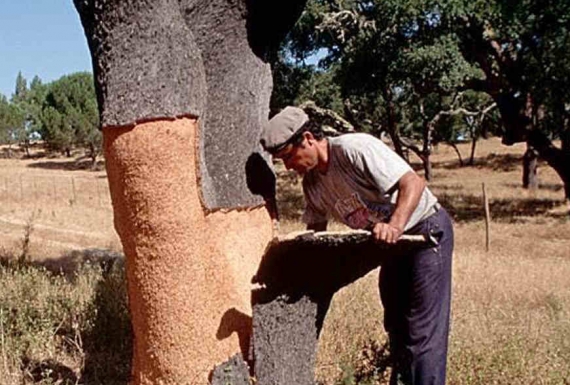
[260, 106, 454, 385]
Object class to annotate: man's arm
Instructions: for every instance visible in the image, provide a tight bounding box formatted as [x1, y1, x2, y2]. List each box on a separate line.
[307, 221, 328, 232]
[372, 171, 426, 243]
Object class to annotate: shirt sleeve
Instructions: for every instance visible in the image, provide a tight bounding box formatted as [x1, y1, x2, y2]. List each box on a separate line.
[345, 136, 412, 193]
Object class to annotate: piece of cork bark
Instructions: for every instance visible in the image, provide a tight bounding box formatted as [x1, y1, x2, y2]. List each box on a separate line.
[251, 230, 432, 385]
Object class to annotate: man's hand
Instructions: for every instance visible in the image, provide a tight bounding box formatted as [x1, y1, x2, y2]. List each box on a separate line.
[372, 222, 404, 244]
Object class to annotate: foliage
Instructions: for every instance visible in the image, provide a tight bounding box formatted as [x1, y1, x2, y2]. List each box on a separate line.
[0, 94, 26, 150]
[3, 73, 47, 156]
[0, 72, 100, 162]
[40, 72, 100, 160]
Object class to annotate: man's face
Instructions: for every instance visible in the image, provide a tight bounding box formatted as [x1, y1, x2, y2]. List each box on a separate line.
[274, 134, 318, 175]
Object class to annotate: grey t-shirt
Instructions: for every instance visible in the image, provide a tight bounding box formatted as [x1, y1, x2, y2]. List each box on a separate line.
[302, 133, 438, 231]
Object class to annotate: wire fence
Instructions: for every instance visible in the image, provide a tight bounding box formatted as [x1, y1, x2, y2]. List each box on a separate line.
[0, 174, 112, 209]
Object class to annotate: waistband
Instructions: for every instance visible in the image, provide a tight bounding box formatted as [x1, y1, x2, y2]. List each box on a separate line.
[422, 201, 442, 221]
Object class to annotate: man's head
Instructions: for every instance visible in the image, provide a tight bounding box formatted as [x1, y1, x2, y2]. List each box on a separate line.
[260, 106, 325, 174]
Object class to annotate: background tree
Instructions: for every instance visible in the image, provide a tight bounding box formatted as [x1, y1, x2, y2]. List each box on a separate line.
[438, 0, 570, 199]
[40, 72, 100, 164]
[0, 94, 25, 157]
[11, 71, 28, 105]
[10, 74, 48, 157]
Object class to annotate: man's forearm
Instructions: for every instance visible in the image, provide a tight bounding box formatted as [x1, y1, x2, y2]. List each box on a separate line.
[389, 171, 426, 231]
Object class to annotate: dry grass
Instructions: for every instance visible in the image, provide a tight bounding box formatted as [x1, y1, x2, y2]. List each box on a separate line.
[1, 138, 569, 384]
[0, 148, 120, 260]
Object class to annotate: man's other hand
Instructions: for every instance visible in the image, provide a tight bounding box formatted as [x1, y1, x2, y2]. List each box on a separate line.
[372, 222, 403, 244]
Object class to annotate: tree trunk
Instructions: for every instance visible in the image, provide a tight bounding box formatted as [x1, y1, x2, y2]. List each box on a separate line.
[469, 136, 478, 165]
[89, 143, 98, 169]
[522, 145, 538, 190]
[422, 121, 433, 181]
[24, 140, 30, 158]
[561, 128, 570, 153]
[75, 0, 306, 383]
[528, 130, 570, 201]
[384, 89, 406, 159]
[423, 154, 433, 181]
[449, 143, 464, 166]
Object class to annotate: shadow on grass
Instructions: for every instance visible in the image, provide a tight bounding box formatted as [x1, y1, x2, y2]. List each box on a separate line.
[44, 249, 132, 384]
[436, 153, 522, 172]
[438, 193, 562, 223]
[27, 158, 105, 172]
[503, 182, 564, 193]
[81, 259, 132, 385]
[36, 248, 124, 279]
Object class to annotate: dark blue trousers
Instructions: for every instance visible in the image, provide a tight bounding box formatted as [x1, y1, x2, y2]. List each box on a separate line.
[379, 207, 454, 385]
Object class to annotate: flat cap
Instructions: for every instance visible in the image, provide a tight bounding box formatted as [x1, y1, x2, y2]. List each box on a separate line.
[260, 106, 309, 153]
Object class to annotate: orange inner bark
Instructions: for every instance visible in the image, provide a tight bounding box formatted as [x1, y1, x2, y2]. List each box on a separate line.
[103, 118, 273, 384]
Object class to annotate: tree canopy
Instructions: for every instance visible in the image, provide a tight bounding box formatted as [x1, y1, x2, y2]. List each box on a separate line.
[272, 0, 570, 197]
[0, 72, 100, 164]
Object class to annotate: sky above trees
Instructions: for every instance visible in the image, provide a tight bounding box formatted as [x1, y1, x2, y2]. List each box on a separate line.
[0, 0, 91, 98]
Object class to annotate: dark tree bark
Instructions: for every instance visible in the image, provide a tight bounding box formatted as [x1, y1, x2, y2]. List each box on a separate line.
[469, 136, 478, 166]
[458, 17, 570, 200]
[422, 126, 433, 181]
[383, 88, 406, 159]
[522, 145, 538, 190]
[448, 143, 464, 166]
[527, 130, 570, 201]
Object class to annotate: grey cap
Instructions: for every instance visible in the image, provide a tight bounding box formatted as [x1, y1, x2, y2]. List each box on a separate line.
[260, 106, 309, 153]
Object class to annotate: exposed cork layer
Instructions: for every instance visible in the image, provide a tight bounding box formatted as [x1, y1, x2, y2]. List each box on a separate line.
[104, 118, 273, 384]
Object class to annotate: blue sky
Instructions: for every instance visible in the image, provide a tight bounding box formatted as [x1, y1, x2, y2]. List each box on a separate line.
[0, 0, 91, 98]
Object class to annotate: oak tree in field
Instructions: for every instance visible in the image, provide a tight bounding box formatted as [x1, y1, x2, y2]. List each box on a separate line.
[0, 94, 25, 157]
[40, 72, 100, 164]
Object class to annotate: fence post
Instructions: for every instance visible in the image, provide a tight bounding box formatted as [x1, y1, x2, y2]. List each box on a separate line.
[482, 182, 491, 252]
[71, 177, 77, 204]
[19, 174, 24, 201]
[96, 179, 102, 207]
[52, 179, 57, 202]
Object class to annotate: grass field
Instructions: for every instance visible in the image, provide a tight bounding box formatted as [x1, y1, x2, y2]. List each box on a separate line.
[1, 138, 569, 384]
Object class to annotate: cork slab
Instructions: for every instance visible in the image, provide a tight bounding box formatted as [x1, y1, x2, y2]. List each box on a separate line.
[251, 230, 431, 385]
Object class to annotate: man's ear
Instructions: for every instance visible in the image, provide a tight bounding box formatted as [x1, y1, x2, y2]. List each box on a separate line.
[302, 131, 315, 144]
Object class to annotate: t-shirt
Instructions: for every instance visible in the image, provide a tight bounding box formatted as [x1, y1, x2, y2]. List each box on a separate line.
[302, 133, 438, 231]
